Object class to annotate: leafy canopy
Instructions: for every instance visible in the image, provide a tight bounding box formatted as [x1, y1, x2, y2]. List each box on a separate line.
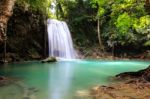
[16, 0, 52, 15]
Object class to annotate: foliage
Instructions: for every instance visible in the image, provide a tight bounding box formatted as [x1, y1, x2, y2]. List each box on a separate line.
[89, 0, 150, 48]
[15, 0, 150, 49]
[16, 0, 52, 16]
[52, 0, 98, 46]
[90, 0, 111, 18]
[133, 15, 150, 34]
[115, 12, 131, 35]
[51, 0, 150, 49]
[144, 40, 150, 46]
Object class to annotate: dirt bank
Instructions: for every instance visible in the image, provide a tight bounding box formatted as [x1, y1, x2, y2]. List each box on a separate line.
[89, 65, 150, 99]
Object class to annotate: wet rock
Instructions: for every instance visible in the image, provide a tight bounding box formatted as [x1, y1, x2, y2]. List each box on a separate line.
[89, 82, 150, 99]
[0, 76, 11, 86]
[29, 53, 41, 59]
[0, 76, 6, 80]
[90, 86, 100, 95]
[87, 65, 150, 99]
[76, 90, 89, 97]
[116, 65, 150, 82]
[41, 56, 57, 63]
[79, 65, 150, 99]
[0, 52, 20, 63]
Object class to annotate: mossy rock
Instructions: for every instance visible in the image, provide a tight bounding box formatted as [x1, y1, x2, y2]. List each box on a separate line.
[41, 56, 57, 63]
[0, 60, 8, 64]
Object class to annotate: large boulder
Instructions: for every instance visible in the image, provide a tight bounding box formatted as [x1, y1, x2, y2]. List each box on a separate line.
[41, 56, 57, 63]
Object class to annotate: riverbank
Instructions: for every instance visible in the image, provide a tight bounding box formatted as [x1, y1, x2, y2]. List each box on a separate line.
[90, 80, 150, 99]
[0, 43, 150, 63]
[77, 46, 150, 60]
[89, 65, 150, 99]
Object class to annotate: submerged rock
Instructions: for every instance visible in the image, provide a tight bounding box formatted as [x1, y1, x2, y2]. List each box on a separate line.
[0, 76, 11, 86]
[76, 90, 89, 97]
[41, 56, 57, 63]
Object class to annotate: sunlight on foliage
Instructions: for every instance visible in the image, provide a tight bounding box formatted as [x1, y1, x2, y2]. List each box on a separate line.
[144, 40, 150, 46]
[97, 7, 105, 17]
[16, 0, 52, 16]
[15, 0, 150, 47]
[90, 0, 109, 17]
[115, 12, 131, 35]
[124, 0, 136, 3]
[133, 15, 150, 34]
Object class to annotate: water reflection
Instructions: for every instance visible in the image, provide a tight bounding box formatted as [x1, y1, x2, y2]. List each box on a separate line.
[48, 62, 74, 99]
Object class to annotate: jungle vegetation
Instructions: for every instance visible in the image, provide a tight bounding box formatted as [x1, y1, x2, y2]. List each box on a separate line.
[17, 0, 150, 51]
[51, 0, 150, 51]
[0, 0, 150, 60]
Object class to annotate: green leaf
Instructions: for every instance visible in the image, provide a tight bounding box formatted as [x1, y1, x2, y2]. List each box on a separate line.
[115, 12, 131, 35]
[144, 40, 150, 46]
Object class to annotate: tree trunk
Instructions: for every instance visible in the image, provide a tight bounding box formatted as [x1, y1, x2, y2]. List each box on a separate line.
[0, 0, 16, 42]
[145, 0, 150, 14]
[44, 18, 47, 58]
[0, 0, 16, 62]
[97, 18, 104, 51]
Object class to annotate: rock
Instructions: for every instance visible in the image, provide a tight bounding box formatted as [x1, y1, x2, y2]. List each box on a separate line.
[0, 76, 12, 86]
[41, 56, 57, 63]
[76, 90, 89, 97]
[116, 65, 150, 82]
[0, 60, 4, 64]
[90, 86, 100, 95]
[30, 54, 41, 59]
[87, 65, 150, 99]
[0, 53, 20, 63]
[0, 76, 6, 80]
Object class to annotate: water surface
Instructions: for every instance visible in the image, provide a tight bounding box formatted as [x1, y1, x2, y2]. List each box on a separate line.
[0, 60, 150, 99]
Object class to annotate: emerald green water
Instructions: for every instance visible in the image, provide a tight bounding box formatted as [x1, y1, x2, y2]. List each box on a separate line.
[0, 60, 150, 99]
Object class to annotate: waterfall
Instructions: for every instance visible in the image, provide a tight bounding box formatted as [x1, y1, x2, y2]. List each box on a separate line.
[47, 19, 77, 59]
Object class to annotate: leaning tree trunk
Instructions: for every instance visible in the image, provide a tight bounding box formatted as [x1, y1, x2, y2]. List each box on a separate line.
[0, 0, 16, 42]
[97, 18, 104, 51]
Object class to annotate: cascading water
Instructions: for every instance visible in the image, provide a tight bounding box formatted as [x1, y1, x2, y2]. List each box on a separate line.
[47, 19, 76, 59]
[47, 19, 76, 99]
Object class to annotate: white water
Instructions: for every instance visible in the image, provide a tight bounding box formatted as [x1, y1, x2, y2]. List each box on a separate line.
[47, 19, 76, 59]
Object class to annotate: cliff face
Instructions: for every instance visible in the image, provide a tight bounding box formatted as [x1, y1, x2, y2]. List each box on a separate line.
[0, 0, 16, 42]
[0, 5, 48, 62]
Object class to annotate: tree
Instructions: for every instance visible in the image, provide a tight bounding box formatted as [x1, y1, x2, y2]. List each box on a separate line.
[90, 0, 111, 51]
[0, 0, 16, 42]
